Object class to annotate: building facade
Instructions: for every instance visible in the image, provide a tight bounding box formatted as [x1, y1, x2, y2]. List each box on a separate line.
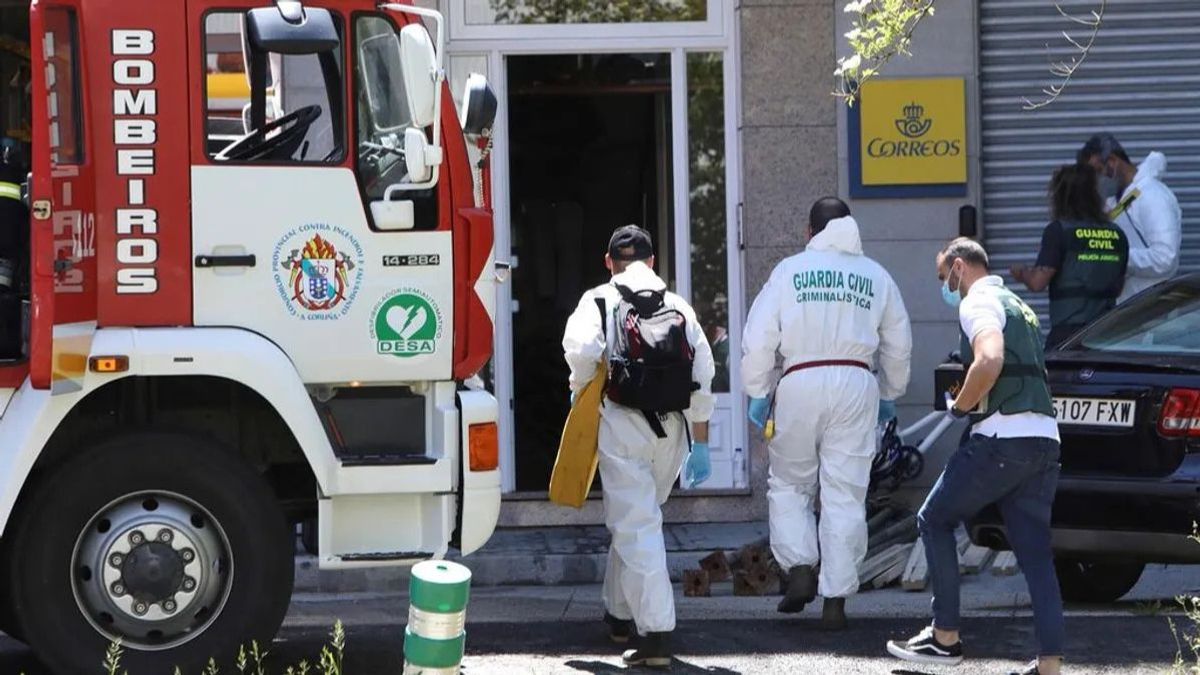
[438, 0, 1199, 528]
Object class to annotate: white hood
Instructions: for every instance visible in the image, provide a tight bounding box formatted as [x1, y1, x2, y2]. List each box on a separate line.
[1135, 151, 1168, 184]
[611, 261, 667, 292]
[807, 215, 864, 255]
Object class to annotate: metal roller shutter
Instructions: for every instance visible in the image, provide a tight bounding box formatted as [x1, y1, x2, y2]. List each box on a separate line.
[980, 0, 1200, 320]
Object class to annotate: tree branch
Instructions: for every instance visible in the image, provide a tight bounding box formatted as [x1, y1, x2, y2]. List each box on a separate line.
[1021, 0, 1107, 110]
[834, 0, 937, 104]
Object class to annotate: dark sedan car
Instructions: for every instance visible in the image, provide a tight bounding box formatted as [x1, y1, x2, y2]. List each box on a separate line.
[968, 275, 1200, 602]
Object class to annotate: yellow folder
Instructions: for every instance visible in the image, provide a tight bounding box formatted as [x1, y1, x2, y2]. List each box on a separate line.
[549, 362, 607, 508]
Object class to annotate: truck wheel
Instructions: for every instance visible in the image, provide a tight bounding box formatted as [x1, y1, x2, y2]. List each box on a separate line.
[0, 549, 23, 643]
[7, 432, 293, 674]
[300, 517, 319, 556]
[1054, 558, 1145, 603]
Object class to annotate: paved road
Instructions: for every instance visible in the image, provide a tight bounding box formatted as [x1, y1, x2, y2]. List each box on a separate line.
[1, 578, 1191, 675]
[0, 614, 1182, 674]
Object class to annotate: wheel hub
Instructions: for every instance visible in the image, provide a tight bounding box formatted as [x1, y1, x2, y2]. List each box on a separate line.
[121, 540, 186, 603]
[72, 493, 233, 650]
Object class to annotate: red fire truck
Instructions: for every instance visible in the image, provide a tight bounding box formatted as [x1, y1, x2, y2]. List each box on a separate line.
[0, 1, 501, 671]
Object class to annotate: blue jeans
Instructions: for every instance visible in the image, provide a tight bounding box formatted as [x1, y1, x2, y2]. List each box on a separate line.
[918, 434, 1064, 657]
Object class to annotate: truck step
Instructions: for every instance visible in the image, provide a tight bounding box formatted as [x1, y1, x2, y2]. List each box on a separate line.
[338, 551, 434, 562]
[337, 453, 438, 467]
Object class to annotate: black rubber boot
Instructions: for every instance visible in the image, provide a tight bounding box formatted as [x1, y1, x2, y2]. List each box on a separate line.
[819, 596, 848, 631]
[604, 612, 634, 644]
[776, 564, 817, 613]
[622, 631, 672, 669]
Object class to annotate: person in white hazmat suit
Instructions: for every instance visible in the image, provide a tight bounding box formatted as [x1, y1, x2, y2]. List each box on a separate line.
[563, 225, 715, 669]
[742, 198, 912, 629]
[1078, 133, 1182, 303]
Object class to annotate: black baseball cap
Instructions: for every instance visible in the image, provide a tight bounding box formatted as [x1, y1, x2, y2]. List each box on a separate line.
[607, 225, 654, 261]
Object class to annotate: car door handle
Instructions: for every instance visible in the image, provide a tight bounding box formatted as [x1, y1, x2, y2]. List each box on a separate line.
[195, 254, 256, 268]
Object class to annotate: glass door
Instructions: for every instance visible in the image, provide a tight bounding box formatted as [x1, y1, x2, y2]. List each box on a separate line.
[504, 52, 674, 492]
[449, 38, 744, 495]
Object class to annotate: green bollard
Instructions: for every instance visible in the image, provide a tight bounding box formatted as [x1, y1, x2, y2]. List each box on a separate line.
[403, 560, 471, 674]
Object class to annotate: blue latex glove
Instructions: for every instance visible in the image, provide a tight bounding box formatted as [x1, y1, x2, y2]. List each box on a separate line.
[878, 399, 897, 424]
[685, 442, 711, 488]
[569, 391, 577, 407]
[748, 397, 770, 430]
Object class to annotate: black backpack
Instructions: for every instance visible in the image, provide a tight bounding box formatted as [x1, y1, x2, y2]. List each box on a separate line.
[597, 284, 697, 436]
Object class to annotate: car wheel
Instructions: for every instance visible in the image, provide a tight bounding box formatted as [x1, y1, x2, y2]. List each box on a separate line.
[1054, 558, 1145, 603]
[7, 432, 293, 674]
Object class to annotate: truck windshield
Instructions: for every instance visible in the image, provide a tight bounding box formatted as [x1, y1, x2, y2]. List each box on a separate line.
[354, 15, 414, 199]
[1070, 282, 1200, 354]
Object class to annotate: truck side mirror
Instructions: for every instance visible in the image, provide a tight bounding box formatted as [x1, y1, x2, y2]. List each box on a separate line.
[378, 4, 445, 194]
[400, 25, 438, 129]
[404, 128, 434, 184]
[461, 73, 497, 138]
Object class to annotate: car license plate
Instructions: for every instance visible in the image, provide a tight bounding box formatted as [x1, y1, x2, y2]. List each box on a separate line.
[1052, 397, 1136, 428]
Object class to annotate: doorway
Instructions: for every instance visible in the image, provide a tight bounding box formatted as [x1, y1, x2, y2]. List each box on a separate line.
[505, 53, 674, 491]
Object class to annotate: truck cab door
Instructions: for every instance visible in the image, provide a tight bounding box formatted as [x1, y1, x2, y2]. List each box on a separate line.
[28, 2, 97, 394]
[189, 2, 455, 386]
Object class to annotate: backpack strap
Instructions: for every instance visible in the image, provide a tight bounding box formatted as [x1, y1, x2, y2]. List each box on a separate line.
[595, 296, 607, 341]
[643, 410, 668, 439]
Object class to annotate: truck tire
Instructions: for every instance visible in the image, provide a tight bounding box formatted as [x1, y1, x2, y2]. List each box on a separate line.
[0, 546, 24, 643]
[7, 432, 293, 674]
[1054, 558, 1145, 603]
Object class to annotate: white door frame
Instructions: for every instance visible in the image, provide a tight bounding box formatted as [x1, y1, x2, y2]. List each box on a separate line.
[445, 2, 745, 493]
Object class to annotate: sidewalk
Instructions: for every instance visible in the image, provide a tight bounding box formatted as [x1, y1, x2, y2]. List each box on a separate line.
[286, 564, 1200, 628]
[294, 521, 768, 593]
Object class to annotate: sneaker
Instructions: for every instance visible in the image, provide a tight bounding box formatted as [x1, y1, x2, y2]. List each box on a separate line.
[886, 625, 965, 666]
[622, 631, 672, 669]
[603, 612, 633, 644]
[1009, 661, 1040, 675]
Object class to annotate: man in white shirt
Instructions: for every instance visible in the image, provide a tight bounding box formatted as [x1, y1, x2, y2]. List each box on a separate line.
[1078, 133, 1182, 302]
[887, 238, 1063, 675]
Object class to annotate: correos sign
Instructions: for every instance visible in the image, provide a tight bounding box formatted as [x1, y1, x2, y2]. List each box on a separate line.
[857, 78, 967, 190]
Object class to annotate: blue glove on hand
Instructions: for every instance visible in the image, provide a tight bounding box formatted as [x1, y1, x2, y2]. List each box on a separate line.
[748, 397, 770, 430]
[878, 399, 897, 424]
[684, 442, 711, 488]
[569, 391, 576, 407]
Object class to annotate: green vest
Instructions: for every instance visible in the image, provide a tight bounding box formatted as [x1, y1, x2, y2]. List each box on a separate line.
[1048, 220, 1128, 330]
[959, 285, 1054, 418]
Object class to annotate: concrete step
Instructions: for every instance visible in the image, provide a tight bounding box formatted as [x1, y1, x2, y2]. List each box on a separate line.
[294, 521, 769, 593]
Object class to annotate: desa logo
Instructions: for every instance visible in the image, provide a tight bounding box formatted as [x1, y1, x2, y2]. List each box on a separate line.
[867, 102, 962, 159]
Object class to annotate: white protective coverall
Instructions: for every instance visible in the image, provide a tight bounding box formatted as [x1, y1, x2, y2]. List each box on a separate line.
[1110, 152, 1183, 303]
[563, 261, 715, 634]
[741, 216, 912, 598]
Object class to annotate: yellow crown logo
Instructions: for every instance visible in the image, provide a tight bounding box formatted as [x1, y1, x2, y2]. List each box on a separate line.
[896, 101, 933, 139]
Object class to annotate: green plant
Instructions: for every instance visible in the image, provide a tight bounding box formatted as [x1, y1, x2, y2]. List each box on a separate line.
[105, 641, 126, 675]
[1172, 528, 1200, 672]
[97, 620, 346, 674]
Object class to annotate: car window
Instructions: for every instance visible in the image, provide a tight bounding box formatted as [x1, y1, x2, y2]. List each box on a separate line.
[352, 14, 437, 230]
[1074, 284, 1200, 353]
[44, 7, 83, 164]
